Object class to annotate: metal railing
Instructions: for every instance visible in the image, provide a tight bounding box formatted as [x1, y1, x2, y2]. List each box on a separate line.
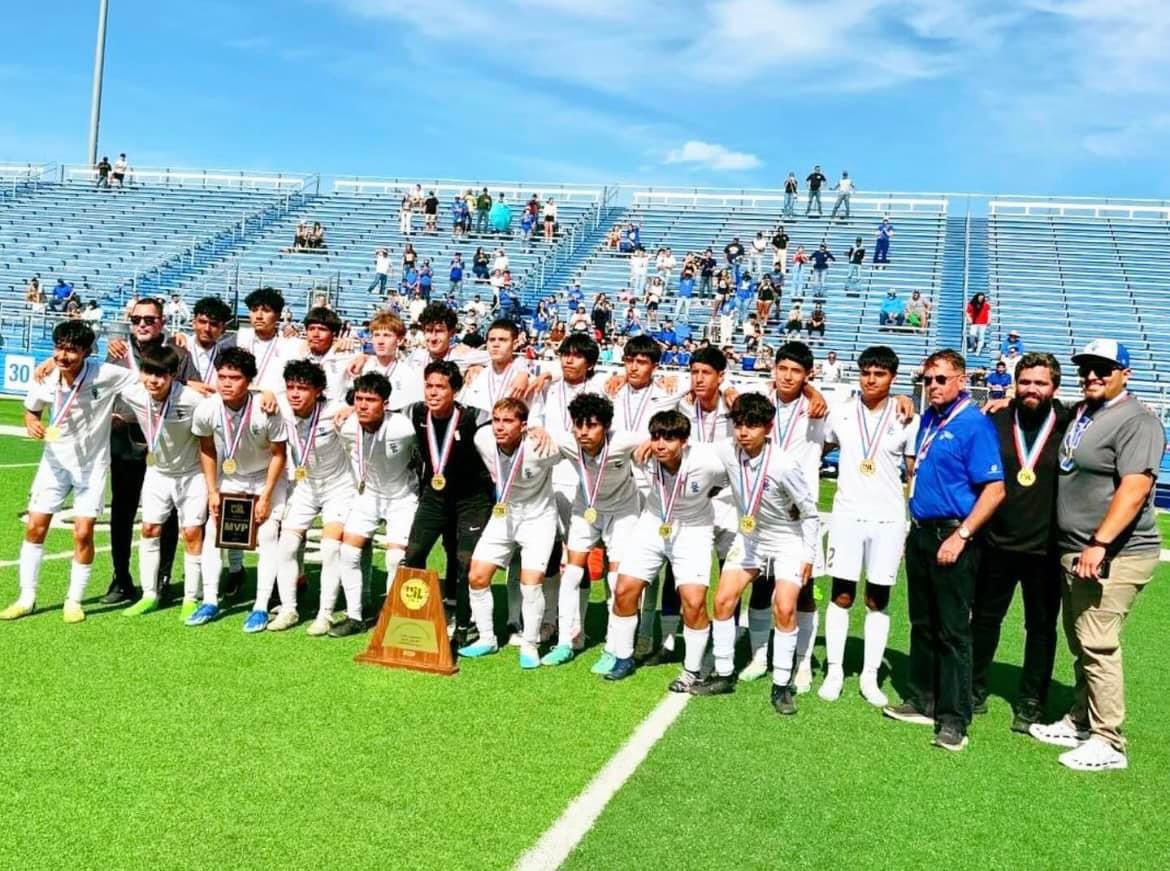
[60, 163, 318, 192]
[332, 177, 603, 203]
[632, 188, 948, 214]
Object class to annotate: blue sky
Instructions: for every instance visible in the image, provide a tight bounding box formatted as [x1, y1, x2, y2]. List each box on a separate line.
[4, 0, 1170, 197]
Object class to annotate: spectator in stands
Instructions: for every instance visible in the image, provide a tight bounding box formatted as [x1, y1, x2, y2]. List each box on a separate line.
[591, 294, 613, 337]
[543, 198, 558, 242]
[629, 247, 649, 296]
[626, 223, 642, 251]
[165, 293, 191, 329]
[369, 248, 392, 294]
[423, 190, 440, 233]
[818, 350, 842, 383]
[402, 242, 418, 275]
[451, 195, 469, 237]
[656, 247, 676, 286]
[724, 236, 745, 283]
[783, 172, 799, 218]
[418, 260, 434, 301]
[806, 165, 827, 217]
[532, 300, 552, 335]
[312, 293, 332, 311]
[1000, 329, 1024, 358]
[676, 266, 696, 323]
[401, 263, 419, 298]
[81, 300, 103, 330]
[1003, 346, 1023, 374]
[569, 306, 591, 334]
[906, 289, 931, 330]
[784, 302, 803, 337]
[399, 192, 414, 235]
[987, 360, 1013, 400]
[734, 271, 756, 325]
[489, 193, 512, 234]
[549, 318, 567, 345]
[791, 245, 809, 294]
[699, 248, 717, 297]
[25, 277, 44, 313]
[112, 153, 129, 188]
[751, 232, 768, 276]
[807, 303, 826, 338]
[309, 222, 326, 250]
[879, 289, 905, 326]
[96, 156, 112, 189]
[831, 170, 854, 220]
[449, 253, 464, 295]
[492, 247, 510, 276]
[712, 269, 732, 313]
[293, 222, 309, 250]
[741, 339, 758, 372]
[845, 236, 866, 291]
[743, 313, 760, 342]
[475, 187, 492, 234]
[64, 296, 82, 318]
[756, 273, 777, 325]
[809, 243, 836, 295]
[472, 247, 490, 281]
[966, 292, 992, 354]
[656, 318, 679, 348]
[408, 289, 427, 325]
[408, 183, 424, 210]
[49, 278, 76, 312]
[519, 209, 536, 247]
[645, 275, 665, 307]
[771, 225, 790, 274]
[606, 226, 621, 249]
[620, 305, 642, 337]
[646, 301, 663, 333]
[873, 216, 894, 268]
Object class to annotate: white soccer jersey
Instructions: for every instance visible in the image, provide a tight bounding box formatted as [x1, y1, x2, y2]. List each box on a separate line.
[678, 394, 735, 444]
[407, 345, 491, 373]
[766, 390, 827, 499]
[186, 335, 236, 387]
[277, 398, 352, 484]
[555, 430, 643, 515]
[461, 359, 536, 423]
[640, 443, 729, 527]
[24, 360, 139, 473]
[339, 412, 417, 500]
[191, 394, 287, 480]
[305, 347, 357, 404]
[360, 356, 422, 410]
[611, 382, 682, 435]
[533, 367, 611, 437]
[119, 383, 204, 476]
[235, 328, 303, 394]
[824, 397, 918, 519]
[473, 427, 559, 520]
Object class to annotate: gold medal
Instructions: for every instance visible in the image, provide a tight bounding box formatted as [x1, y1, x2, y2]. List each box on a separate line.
[739, 515, 756, 535]
[1016, 468, 1036, 488]
[43, 425, 62, 443]
[658, 522, 672, 539]
[222, 457, 238, 475]
[583, 506, 599, 524]
[431, 473, 446, 491]
[145, 451, 157, 467]
[859, 459, 876, 476]
[492, 502, 508, 518]
[294, 466, 308, 482]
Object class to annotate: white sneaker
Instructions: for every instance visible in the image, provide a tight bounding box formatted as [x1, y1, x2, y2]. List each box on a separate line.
[818, 668, 844, 702]
[306, 614, 333, 636]
[858, 672, 889, 708]
[739, 647, 769, 682]
[268, 609, 299, 632]
[1029, 717, 1090, 749]
[794, 662, 813, 695]
[1059, 737, 1128, 772]
[507, 624, 525, 648]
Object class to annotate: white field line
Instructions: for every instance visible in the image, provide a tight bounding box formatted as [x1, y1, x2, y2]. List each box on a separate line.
[0, 545, 112, 569]
[0, 463, 37, 468]
[0, 425, 28, 437]
[514, 692, 690, 871]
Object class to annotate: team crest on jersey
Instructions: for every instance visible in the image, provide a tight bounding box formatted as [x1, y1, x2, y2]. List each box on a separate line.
[690, 481, 701, 494]
[389, 443, 399, 454]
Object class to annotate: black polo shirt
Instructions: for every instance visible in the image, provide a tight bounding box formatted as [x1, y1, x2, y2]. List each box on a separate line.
[410, 402, 493, 503]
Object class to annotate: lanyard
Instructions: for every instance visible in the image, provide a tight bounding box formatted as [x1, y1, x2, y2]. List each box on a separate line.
[220, 396, 253, 462]
[494, 444, 525, 504]
[144, 384, 175, 456]
[251, 335, 279, 382]
[773, 396, 807, 452]
[623, 385, 653, 432]
[355, 423, 379, 489]
[1013, 408, 1056, 474]
[288, 403, 323, 468]
[694, 397, 721, 443]
[917, 397, 971, 462]
[425, 408, 460, 476]
[856, 397, 896, 464]
[1060, 394, 1127, 469]
[487, 361, 515, 406]
[578, 439, 610, 509]
[656, 456, 688, 526]
[50, 361, 91, 431]
[738, 442, 773, 518]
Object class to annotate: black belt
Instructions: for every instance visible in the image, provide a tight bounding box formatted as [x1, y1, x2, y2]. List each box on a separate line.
[911, 518, 962, 531]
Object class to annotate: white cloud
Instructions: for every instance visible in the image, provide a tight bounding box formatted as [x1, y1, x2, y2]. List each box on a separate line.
[665, 141, 762, 171]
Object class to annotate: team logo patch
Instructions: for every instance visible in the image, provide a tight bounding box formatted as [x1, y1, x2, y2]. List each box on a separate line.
[690, 481, 701, 493]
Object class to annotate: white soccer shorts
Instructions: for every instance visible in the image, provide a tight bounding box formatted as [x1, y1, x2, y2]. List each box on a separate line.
[472, 511, 558, 572]
[723, 527, 809, 588]
[282, 478, 357, 530]
[344, 490, 419, 544]
[825, 514, 906, 587]
[619, 516, 714, 588]
[27, 458, 108, 518]
[566, 501, 640, 564]
[141, 468, 208, 528]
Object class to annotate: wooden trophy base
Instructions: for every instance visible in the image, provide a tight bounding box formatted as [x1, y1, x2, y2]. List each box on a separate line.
[355, 565, 457, 676]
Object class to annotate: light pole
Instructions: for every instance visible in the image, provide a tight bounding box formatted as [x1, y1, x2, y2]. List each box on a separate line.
[86, 0, 110, 167]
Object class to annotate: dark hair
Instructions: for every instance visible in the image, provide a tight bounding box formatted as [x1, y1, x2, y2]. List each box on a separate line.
[487, 318, 519, 339]
[303, 306, 342, 334]
[424, 359, 463, 393]
[689, 345, 726, 372]
[557, 333, 600, 368]
[193, 296, 232, 323]
[923, 348, 966, 373]
[775, 340, 814, 372]
[215, 346, 258, 380]
[492, 397, 529, 421]
[857, 345, 900, 375]
[351, 371, 392, 402]
[1016, 352, 1062, 388]
[418, 302, 458, 331]
[52, 320, 96, 351]
[283, 359, 327, 391]
[648, 409, 691, 440]
[730, 393, 776, 427]
[138, 345, 180, 376]
[130, 296, 165, 317]
[623, 334, 661, 364]
[568, 392, 614, 429]
[244, 286, 285, 314]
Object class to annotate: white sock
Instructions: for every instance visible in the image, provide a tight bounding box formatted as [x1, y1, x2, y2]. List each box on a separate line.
[201, 517, 222, 604]
[253, 518, 280, 612]
[138, 535, 161, 598]
[275, 530, 302, 613]
[796, 609, 818, 671]
[862, 608, 891, 677]
[578, 583, 591, 635]
[506, 557, 523, 627]
[637, 575, 660, 640]
[384, 547, 405, 595]
[520, 584, 544, 644]
[18, 541, 44, 605]
[543, 572, 561, 626]
[66, 560, 92, 603]
[340, 543, 364, 621]
[228, 548, 244, 572]
[469, 586, 496, 644]
[661, 614, 681, 651]
[182, 552, 202, 602]
[748, 607, 772, 656]
[610, 611, 638, 659]
[558, 564, 584, 647]
[683, 624, 708, 673]
[712, 617, 737, 677]
[317, 538, 341, 619]
[606, 570, 618, 607]
[825, 602, 851, 671]
[772, 627, 798, 686]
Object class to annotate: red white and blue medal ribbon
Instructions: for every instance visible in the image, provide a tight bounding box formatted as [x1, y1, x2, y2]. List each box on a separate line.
[738, 441, 772, 521]
[288, 402, 323, 470]
[144, 385, 174, 458]
[425, 408, 460, 479]
[694, 397, 719, 443]
[773, 396, 807, 452]
[220, 395, 252, 465]
[857, 397, 895, 470]
[1013, 408, 1056, 480]
[196, 342, 218, 383]
[578, 438, 609, 514]
[51, 361, 91, 430]
[494, 443, 525, 505]
[916, 398, 971, 462]
[251, 336, 279, 382]
[655, 455, 688, 536]
[623, 385, 653, 431]
[355, 423, 378, 491]
[487, 360, 515, 406]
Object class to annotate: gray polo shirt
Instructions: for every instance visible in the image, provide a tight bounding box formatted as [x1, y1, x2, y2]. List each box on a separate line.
[1056, 395, 1165, 555]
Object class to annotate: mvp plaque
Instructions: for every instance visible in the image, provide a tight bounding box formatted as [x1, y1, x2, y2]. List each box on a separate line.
[215, 493, 259, 550]
[355, 566, 457, 676]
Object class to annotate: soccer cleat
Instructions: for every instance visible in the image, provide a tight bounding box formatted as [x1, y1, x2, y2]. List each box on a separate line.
[591, 651, 617, 675]
[738, 647, 769, 682]
[0, 601, 35, 621]
[771, 684, 797, 715]
[690, 673, 737, 696]
[186, 603, 220, 626]
[932, 727, 969, 752]
[519, 643, 541, 670]
[328, 617, 365, 638]
[972, 695, 989, 716]
[668, 669, 702, 693]
[605, 656, 636, 681]
[818, 668, 844, 702]
[1011, 701, 1043, 735]
[306, 615, 333, 637]
[222, 569, 246, 600]
[506, 623, 525, 648]
[859, 673, 889, 708]
[63, 600, 86, 624]
[1029, 717, 1090, 749]
[634, 634, 655, 661]
[793, 662, 813, 695]
[179, 599, 198, 622]
[100, 581, 135, 606]
[883, 701, 935, 726]
[640, 643, 678, 667]
[243, 610, 270, 633]
[458, 639, 499, 658]
[541, 645, 575, 667]
[1058, 737, 1127, 772]
[122, 595, 159, 618]
[268, 609, 299, 632]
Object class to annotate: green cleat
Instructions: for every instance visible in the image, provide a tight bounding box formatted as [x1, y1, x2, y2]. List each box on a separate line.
[179, 599, 198, 622]
[0, 601, 35, 621]
[63, 600, 86, 624]
[591, 651, 617, 675]
[123, 595, 159, 618]
[541, 644, 575, 667]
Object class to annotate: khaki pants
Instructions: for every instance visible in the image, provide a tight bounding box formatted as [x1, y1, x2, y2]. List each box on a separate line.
[1060, 551, 1159, 752]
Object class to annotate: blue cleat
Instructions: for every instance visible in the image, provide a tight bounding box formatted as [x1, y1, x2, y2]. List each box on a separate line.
[243, 609, 269, 633]
[591, 651, 617, 676]
[605, 656, 637, 681]
[458, 640, 499, 658]
[519, 644, 541, 670]
[185, 603, 220, 627]
[541, 645, 575, 667]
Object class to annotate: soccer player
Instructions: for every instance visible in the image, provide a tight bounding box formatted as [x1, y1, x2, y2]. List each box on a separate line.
[460, 398, 560, 666]
[406, 302, 490, 373]
[118, 346, 209, 619]
[2, 321, 138, 623]
[337, 372, 418, 629]
[302, 307, 357, 404]
[358, 311, 422, 410]
[188, 347, 288, 629]
[605, 410, 728, 686]
[819, 346, 918, 706]
[692, 394, 820, 715]
[236, 287, 302, 395]
[275, 360, 355, 635]
[182, 296, 236, 391]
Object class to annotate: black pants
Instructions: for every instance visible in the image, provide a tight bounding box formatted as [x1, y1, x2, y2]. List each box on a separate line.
[971, 548, 1061, 708]
[109, 454, 179, 590]
[403, 493, 491, 630]
[904, 523, 980, 734]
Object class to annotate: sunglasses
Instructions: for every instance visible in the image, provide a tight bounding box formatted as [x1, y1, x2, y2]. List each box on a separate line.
[1078, 362, 1119, 380]
[129, 315, 159, 326]
[925, 374, 959, 386]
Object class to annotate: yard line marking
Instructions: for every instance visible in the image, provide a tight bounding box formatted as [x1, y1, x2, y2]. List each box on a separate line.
[1162, 548, 1169, 563]
[0, 425, 29, 438]
[0, 463, 38, 469]
[514, 692, 690, 871]
[0, 545, 112, 569]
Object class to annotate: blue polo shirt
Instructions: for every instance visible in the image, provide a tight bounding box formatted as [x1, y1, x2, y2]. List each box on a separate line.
[987, 370, 1012, 399]
[910, 395, 1003, 521]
